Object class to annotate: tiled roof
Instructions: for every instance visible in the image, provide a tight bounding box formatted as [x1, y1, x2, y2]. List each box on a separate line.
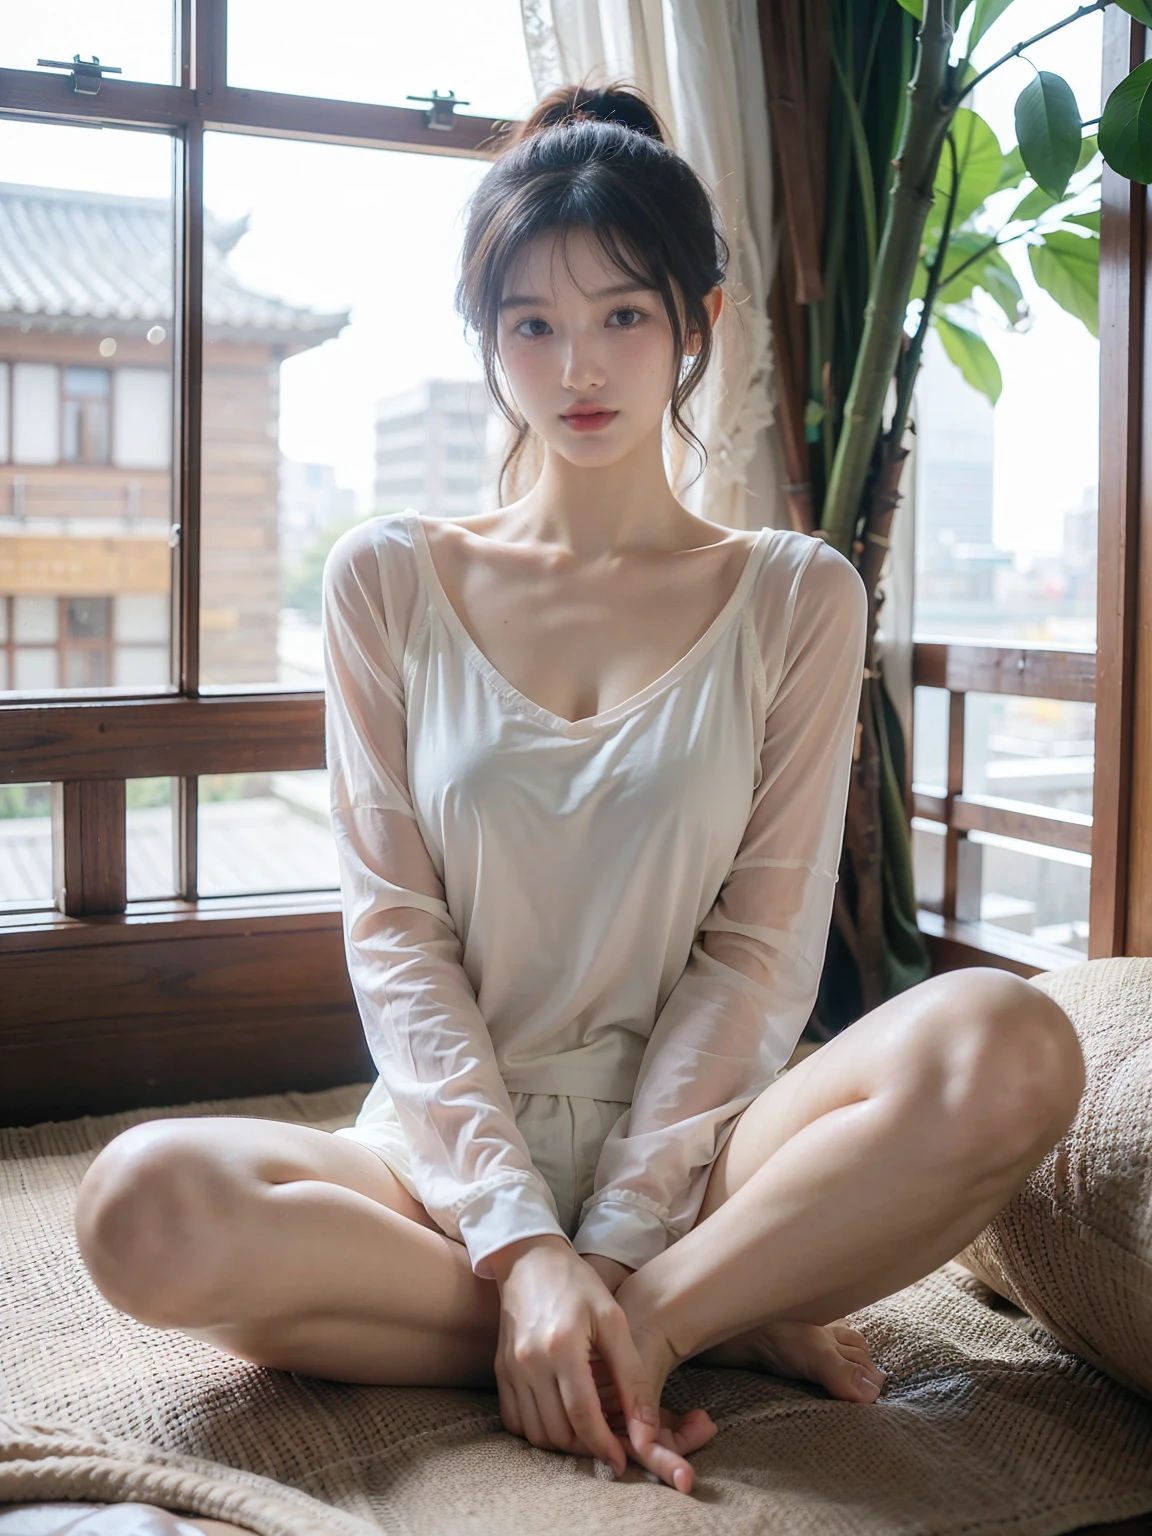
[0, 182, 348, 346]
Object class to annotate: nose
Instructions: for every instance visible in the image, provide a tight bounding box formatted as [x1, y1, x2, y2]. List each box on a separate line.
[560, 327, 608, 393]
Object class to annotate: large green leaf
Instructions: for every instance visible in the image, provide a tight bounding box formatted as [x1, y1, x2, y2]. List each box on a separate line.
[927, 235, 1024, 323]
[1100, 59, 1152, 186]
[1010, 137, 1099, 221]
[1029, 229, 1099, 336]
[936, 315, 1003, 404]
[973, 248, 1025, 324]
[1062, 207, 1101, 233]
[968, 0, 1014, 51]
[997, 144, 1027, 190]
[925, 108, 1004, 251]
[1115, 0, 1152, 26]
[1015, 72, 1083, 199]
[896, 0, 922, 14]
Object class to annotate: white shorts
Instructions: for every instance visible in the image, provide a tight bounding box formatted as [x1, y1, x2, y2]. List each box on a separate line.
[333, 1079, 631, 1238]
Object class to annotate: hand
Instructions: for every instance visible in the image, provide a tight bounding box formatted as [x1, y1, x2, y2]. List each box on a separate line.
[488, 1235, 707, 1492]
[580, 1252, 633, 1296]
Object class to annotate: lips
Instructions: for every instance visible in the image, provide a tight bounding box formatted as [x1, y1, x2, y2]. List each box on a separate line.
[561, 408, 618, 432]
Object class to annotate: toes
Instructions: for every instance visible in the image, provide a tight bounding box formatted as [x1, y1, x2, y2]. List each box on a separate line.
[813, 1336, 887, 1402]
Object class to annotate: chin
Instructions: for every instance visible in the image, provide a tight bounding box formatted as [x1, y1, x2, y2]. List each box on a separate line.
[541, 427, 652, 469]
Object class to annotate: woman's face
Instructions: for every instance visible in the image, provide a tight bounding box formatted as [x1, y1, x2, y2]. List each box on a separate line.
[495, 227, 703, 469]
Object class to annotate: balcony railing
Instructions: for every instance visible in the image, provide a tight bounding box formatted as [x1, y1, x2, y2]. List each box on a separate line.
[911, 639, 1096, 973]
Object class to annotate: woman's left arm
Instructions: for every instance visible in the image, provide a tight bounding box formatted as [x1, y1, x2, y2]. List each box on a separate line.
[571, 539, 869, 1272]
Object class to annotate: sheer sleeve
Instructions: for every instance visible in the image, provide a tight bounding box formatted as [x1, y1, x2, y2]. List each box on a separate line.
[571, 538, 868, 1271]
[322, 517, 572, 1280]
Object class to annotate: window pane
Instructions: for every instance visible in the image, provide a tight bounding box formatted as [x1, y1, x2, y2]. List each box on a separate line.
[913, 3, 1101, 648]
[0, 782, 54, 913]
[912, 685, 948, 793]
[199, 133, 497, 690]
[227, 0, 535, 120]
[0, 119, 177, 699]
[963, 693, 1094, 818]
[2, 2, 178, 87]
[126, 776, 176, 902]
[969, 833, 1091, 954]
[197, 771, 339, 897]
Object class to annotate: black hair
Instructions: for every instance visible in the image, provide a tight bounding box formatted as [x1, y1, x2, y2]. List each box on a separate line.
[454, 78, 730, 500]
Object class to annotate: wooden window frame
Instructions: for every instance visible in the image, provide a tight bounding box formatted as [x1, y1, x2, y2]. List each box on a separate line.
[0, 0, 516, 1121]
[1, 5, 1147, 1122]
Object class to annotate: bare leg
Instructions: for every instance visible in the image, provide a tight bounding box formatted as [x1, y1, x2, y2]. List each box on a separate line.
[614, 969, 1085, 1397]
[74, 1117, 503, 1387]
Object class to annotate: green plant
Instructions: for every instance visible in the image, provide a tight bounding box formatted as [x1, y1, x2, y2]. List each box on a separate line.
[767, 0, 1152, 1030]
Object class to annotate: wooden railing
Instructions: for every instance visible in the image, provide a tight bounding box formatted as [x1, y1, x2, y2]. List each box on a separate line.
[911, 639, 1096, 971]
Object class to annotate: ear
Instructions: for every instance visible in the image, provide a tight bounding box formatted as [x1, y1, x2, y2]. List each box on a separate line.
[686, 287, 724, 356]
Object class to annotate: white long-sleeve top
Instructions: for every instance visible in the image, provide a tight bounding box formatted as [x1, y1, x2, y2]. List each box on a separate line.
[322, 509, 867, 1280]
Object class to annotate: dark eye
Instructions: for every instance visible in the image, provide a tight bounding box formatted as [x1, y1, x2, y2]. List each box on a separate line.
[611, 308, 643, 328]
[515, 318, 551, 338]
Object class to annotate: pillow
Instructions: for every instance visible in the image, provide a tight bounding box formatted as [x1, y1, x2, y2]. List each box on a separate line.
[956, 956, 1152, 1401]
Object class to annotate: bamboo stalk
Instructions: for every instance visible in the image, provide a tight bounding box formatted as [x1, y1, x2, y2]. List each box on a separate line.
[820, 0, 956, 555]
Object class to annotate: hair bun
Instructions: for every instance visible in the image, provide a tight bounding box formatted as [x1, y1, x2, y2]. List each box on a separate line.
[514, 79, 666, 147]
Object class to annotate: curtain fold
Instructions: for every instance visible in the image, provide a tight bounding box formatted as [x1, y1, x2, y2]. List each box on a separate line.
[519, 0, 785, 531]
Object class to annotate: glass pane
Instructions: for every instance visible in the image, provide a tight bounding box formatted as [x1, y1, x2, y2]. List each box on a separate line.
[197, 771, 339, 897]
[0, 119, 177, 700]
[126, 776, 177, 901]
[912, 685, 948, 793]
[911, 819, 945, 914]
[0, 782, 54, 913]
[199, 133, 498, 690]
[2, 1, 178, 87]
[913, 2, 1101, 648]
[963, 694, 1094, 819]
[227, 0, 535, 121]
[969, 832, 1091, 954]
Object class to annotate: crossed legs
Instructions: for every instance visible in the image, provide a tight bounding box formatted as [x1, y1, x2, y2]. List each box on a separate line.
[74, 967, 1084, 1399]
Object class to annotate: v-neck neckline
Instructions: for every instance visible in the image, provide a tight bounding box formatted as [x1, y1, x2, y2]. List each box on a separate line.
[404, 510, 771, 737]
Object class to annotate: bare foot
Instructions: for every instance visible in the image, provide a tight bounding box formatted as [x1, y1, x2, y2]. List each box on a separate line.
[692, 1317, 888, 1403]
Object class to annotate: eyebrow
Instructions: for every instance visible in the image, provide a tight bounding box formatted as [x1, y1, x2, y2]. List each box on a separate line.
[499, 281, 651, 311]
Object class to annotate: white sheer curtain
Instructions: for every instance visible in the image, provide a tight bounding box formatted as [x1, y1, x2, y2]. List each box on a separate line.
[519, 0, 786, 531]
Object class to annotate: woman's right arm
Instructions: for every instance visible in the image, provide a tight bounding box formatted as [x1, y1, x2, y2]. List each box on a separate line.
[321, 519, 570, 1282]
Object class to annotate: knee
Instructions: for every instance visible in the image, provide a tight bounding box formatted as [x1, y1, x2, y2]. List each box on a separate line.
[903, 969, 1085, 1166]
[75, 1120, 243, 1328]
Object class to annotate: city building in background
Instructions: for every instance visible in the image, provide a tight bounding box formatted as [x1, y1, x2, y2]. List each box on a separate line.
[279, 456, 356, 569]
[0, 180, 347, 695]
[374, 377, 491, 519]
[911, 332, 1096, 954]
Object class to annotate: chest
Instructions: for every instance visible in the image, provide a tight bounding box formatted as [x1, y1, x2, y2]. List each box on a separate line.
[423, 525, 759, 727]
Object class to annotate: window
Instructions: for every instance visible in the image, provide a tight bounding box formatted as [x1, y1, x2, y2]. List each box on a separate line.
[62, 368, 111, 465]
[0, 116, 176, 702]
[910, 1, 1103, 959]
[0, 2, 532, 953]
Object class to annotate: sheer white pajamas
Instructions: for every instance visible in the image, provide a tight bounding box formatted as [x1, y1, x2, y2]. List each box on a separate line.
[324, 511, 868, 1279]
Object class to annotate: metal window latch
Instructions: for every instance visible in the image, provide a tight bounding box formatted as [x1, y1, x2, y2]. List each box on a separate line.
[36, 54, 122, 96]
[406, 89, 470, 131]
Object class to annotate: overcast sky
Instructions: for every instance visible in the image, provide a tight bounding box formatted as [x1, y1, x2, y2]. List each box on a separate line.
[2, 0, 1103, 554]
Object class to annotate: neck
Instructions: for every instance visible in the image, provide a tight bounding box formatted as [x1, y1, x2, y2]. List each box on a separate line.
[511, 421, 692, 558]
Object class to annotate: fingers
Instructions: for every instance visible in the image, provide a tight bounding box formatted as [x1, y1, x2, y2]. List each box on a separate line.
[555, 1360, 628, 1475]
[596, 1307, 659, 1453]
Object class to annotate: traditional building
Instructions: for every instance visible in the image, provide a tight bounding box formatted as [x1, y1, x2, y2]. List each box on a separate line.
[0, 181, 347, 691]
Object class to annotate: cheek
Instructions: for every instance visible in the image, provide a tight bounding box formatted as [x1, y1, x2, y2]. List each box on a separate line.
[499, 338, 552, 396]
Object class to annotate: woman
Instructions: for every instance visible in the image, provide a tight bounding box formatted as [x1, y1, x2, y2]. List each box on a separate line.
[74, 84, 1085, 1499]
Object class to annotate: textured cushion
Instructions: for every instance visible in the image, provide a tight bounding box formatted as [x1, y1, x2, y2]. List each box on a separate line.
[957, 956, 1152, 1401]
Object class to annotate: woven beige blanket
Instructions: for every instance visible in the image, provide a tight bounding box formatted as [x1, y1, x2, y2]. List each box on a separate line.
[3, 1084, 1152, 1536]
